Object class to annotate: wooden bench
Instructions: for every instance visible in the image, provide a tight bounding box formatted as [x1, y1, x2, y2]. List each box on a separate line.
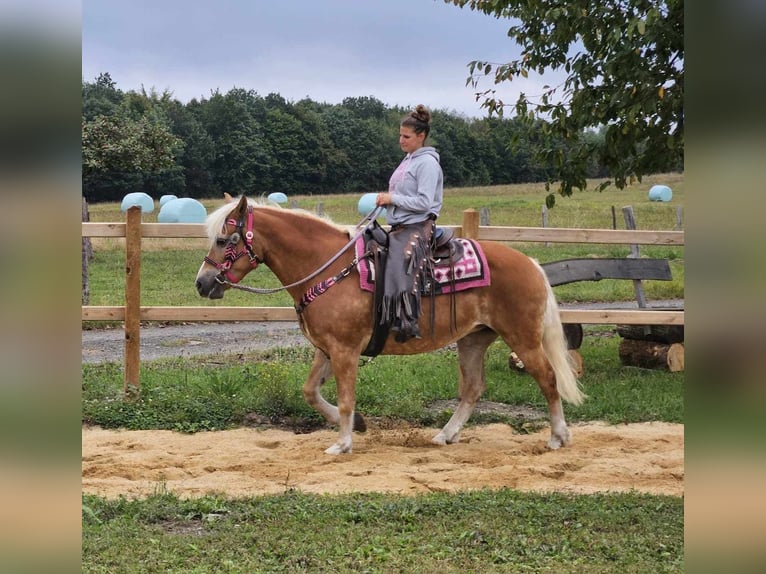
[510, 257, 683, 375]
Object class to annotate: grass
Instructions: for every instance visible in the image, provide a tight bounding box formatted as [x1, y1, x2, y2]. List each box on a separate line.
[82, 489, 683, 573]
[82, 330, 683, 434]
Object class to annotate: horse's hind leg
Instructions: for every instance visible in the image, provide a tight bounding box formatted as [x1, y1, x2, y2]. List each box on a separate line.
[512, 343, 571, 449]
[302, 348, 366, 434]
[433, 328, 498, 445]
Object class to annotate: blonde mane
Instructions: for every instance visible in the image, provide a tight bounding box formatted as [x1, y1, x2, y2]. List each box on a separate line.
[204, 197, 348, 246]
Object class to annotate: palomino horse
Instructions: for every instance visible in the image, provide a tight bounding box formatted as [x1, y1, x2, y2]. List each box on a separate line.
[195, 196, 584, 454]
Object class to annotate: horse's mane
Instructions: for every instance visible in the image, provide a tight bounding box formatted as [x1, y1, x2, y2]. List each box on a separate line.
[205, 197, 349, 246]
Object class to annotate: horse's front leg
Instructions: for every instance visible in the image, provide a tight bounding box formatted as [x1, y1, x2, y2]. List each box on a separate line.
[302, 348, 367, 434]
[324, 353, 361, 455]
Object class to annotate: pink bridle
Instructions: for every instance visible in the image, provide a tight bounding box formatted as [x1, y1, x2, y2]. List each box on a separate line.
[203, 206, 263, 284]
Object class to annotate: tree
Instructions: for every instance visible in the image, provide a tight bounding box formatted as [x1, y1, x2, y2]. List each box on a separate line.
[197, 89, 273, 195]
[165, 99, 216, 199]
[82, 72, 123, 121]
[446, 0, 683, 204]
[82, 114, 182, 201]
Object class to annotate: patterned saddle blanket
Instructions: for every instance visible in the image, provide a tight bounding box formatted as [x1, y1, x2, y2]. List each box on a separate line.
[355, 236, 491, 295]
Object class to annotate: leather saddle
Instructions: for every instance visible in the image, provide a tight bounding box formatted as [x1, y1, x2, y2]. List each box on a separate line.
[364, 222, 465, 263]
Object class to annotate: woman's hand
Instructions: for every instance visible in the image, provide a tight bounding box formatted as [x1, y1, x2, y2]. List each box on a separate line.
[376, 192, 392, 206]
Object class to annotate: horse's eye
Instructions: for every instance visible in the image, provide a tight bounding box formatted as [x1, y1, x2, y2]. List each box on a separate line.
[229, 232, 240, 244]
[215, 237, 227, 248]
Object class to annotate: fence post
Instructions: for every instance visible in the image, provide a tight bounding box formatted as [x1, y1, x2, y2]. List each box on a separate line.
[124, 206, 142, 393]
[462, 208, 479, 240]
[621, 205, 648, 309]
[82, 197, 91, 305]
[479, 206, 490, 226]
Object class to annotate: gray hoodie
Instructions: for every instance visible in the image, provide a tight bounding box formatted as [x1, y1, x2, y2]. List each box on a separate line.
[385, 146, 443, 226]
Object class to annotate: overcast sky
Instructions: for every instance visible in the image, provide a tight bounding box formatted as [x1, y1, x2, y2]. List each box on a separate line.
[81, 0, 557, 118]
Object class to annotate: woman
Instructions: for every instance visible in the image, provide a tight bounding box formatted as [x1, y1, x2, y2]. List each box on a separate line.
[375, 105, 444, 342]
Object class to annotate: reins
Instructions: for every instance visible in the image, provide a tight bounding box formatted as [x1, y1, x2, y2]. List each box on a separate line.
[216, 206, 383, 295]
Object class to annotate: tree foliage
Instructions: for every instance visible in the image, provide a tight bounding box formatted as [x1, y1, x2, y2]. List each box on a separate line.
[445, 0, 683, 204]
[82, 77, 619, 203]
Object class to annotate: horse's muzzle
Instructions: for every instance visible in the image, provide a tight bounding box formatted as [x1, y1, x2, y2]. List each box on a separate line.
[195, 274, 225, 299]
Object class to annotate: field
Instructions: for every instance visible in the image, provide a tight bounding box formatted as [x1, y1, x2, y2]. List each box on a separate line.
[82, 175, 684, 572]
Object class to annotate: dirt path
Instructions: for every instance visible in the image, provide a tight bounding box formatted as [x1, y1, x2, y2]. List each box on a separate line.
[82, 421, 683, 499]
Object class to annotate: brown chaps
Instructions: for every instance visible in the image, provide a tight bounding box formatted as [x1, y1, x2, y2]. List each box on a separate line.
[379, 218, 435, 342]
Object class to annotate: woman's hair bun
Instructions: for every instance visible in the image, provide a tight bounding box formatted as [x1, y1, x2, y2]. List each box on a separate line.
[412, 104, 431, 125]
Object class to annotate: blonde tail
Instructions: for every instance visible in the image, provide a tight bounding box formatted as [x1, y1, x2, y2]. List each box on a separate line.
[532, 259, 586, 405]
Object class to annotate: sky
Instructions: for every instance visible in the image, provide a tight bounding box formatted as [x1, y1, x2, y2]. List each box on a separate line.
[81, 0, 555, 118]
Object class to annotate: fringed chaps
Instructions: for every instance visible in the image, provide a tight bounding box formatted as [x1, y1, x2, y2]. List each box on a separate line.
[379, 219, 435, 342]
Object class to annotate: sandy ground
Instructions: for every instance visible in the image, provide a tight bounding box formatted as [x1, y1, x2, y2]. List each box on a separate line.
[82, 313, 684, 500]
[82, 421, 683, 499]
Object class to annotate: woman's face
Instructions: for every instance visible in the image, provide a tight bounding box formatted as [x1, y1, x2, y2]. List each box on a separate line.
[399, 126, 425, 154]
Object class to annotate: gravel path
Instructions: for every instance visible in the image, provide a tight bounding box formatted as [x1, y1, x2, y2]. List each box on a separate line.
[82, 321, 310, 364]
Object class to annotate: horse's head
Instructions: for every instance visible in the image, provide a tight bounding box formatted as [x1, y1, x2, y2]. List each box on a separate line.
[195, 195, 264, 299]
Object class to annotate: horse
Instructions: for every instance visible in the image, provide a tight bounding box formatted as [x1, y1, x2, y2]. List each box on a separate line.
[195, 195, 584, 455]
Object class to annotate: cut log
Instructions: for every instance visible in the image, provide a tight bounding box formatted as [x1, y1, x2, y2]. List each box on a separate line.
[618, 339, 684, 372]
[563, 323, 583, 349]
[616, 324, 684, 344]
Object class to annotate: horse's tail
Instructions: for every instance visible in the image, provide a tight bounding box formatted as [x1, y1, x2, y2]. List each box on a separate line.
[532, 258, 586, 406]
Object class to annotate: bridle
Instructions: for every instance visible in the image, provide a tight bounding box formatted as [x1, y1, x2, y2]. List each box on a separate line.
[204, 206, 263, 284]
[203, 204, 383, 297]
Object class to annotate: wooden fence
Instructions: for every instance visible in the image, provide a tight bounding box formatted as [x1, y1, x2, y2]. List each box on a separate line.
[82, 207, 684, 389]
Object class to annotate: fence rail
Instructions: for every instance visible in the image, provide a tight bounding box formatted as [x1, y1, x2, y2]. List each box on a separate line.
[82, 207, 684, 389]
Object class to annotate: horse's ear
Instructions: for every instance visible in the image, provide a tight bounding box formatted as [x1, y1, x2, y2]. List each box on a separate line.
[234, 194, 249, 215]
[223, 192, 234, 203]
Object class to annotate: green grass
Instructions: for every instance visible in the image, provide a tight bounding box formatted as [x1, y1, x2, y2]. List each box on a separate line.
[82, 331, 683, 434]
[82, 489, 683, 573]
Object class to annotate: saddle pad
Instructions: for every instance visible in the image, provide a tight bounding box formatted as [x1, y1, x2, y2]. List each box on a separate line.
[355, 236, 491, 294]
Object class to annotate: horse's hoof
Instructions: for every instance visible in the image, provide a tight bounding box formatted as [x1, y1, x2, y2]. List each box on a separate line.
[325, 443, 352, 455]
[432, 432, 460, 445]
[353, 412, 367, 433]
[547, 438, 563, 450]
[547, 434, 570, 450]
[431, 434, 447, 446]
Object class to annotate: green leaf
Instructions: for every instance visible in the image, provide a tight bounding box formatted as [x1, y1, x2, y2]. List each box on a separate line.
[545, 192, 556, 208]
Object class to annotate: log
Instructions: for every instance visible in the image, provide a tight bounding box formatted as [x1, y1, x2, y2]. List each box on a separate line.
[563, 323, 583, 349]
[618, 339, 684, 372]
[616, 324, 684, 344]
